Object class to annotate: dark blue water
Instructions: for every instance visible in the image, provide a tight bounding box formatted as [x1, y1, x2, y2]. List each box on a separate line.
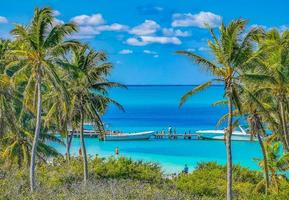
[50, 86, 262, 173]
[103, 85, 227, 132]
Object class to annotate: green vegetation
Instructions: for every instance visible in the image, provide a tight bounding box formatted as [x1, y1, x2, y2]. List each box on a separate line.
[178, 19, 289, 199]
[1, 6, 289, 200]
[1, 158, 289, 199]
[0, 7, 123, 193]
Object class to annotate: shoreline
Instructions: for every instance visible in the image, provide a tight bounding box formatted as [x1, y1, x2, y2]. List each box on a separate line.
[49, 138, 262, 174]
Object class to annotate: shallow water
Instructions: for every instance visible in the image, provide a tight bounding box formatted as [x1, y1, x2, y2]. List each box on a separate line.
[49, 86, 262, 173]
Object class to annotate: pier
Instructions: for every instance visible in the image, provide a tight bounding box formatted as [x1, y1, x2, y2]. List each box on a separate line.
[68, 129, 202, 140]
[68, 130, 100, 137]
[154, 130, 201, 140]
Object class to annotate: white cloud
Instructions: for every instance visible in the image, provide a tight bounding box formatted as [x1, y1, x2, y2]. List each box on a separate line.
[126, 38, 146, 46]
[119, 49, 133, 54]
[129, 20, 160, 35]
[162, 28, 190, 37]
[71, 14, 105, 25]
[186, 48, 196, 52]
[250, 24, 267, 29]
[71, 23, 129, 39]
[71, 26, 100, 39]
[279, 25, 289, 32]
[198, 47, 210, 51]
[144, 50, 159, 58]
[143, 50, 157, 54]
[250, 24, 289, 33]
[96, 23, 129, 32]
[52, 18, 64, 26]
[172, 11, 222, 28]
[142, 36, 181, 45]
[0, 16, 8, 24]
[53, 10, 61, 16]
[127, 36, 181, 46]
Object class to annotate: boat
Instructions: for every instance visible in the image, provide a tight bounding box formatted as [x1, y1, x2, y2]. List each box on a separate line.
[104, 131, 154, 141]
[196, 126, 256, 141]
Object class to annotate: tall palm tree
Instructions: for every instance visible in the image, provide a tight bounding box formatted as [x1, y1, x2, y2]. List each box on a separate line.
[0, 40, 17, 138]
[58, 45, 124, 184]
[7, 7, 77, 192]
[177, 19, 258, 200]
[42, 77, 71, 159]
[247, 112, 270, 194]
[241, 29, 289, 151]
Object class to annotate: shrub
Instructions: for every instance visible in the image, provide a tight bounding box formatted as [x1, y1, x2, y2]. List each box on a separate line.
[1, 159, 289, 199]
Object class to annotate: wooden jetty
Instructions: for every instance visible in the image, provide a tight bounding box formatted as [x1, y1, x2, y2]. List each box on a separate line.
[68, 128, 201, 140]
[154, 130, 201, 140]
[68, 130, 100, 137]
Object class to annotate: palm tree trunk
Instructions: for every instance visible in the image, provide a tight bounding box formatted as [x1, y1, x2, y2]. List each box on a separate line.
[280, 102, 289, 151]
[226, 94, 233, 200]
[66, 128, 74, 160]
[0, 105, 3, 138]
[30, 70, 42, 192]
[80, 111, 88, 184]
[257, 131, 270, 194]
[66, 133, 70, 160]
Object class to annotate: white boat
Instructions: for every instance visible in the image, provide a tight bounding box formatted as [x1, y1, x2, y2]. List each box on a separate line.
[196, 126, 256, 141]
[104, 131, 154, 141]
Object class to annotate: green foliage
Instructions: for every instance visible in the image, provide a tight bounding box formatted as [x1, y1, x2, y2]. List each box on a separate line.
[173, 162, 262, 198]
[1, 160, 289, 199]
[35, 156, 163, 187]
[91, 157, 163, 183]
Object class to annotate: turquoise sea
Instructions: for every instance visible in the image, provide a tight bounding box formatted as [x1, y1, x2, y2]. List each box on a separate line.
[49, 86, 262, 173]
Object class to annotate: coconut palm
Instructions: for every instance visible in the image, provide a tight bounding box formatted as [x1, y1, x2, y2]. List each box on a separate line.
[57, 45, 124, 184]
[42, 76, 71, 159]
[1, 127, 63, 168]
[0, 39, 10, 74]
[7, 7, 77, 192]
[241, 29, 289, 151]
[255, 141, 289, 193]
[177, 19, 259, 200]
[247, 111, 270, 193]
[0, 40, 17, 138]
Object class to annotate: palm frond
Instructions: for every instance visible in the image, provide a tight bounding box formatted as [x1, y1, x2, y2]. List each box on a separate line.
[179, 81, 212, 107]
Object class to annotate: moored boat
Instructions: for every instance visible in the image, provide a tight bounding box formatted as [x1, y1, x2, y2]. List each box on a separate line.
[104, 131, 154, 141]
[196, 126, 257, 141]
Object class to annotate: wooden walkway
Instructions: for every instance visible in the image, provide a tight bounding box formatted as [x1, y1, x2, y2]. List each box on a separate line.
[154, 133, 201, 140]
[68, 130, 100, 137]
[68, 129, 202, 140]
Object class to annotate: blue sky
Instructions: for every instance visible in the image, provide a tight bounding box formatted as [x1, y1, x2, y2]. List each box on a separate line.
[0, 0, 288, 85]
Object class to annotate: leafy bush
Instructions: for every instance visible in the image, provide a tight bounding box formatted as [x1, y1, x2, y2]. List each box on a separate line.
[1, 159, 289, 199]
[172, 162, 263, 198]
[91, 157, 163, 183]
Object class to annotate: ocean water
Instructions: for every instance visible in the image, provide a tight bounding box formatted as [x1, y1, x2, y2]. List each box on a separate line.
[50, 86, 262, 173]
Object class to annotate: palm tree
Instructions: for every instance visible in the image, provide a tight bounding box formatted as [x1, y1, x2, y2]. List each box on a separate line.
[177, 19, 259, 199]
[255, 142, 289, 193]
[58, 45, 124, 184]
[42, 77, 71, 160]
[241, 29, 289, 151]
[1, 127, 63, 168]
[247, 112, 270, 194]
[7, 7, 77, 192]
[0, 40, 17, 138]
